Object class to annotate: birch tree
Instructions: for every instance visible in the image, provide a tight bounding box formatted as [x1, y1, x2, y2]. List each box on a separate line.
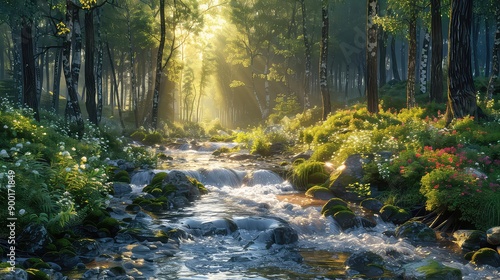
[430, 0, 444, 103]
[366, 0, 378, 114]
[319, 0, 331, 120]
[487, 5, 500, 100]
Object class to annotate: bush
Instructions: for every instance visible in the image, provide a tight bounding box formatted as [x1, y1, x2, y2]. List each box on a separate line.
[143, 132, 163, 145]
[130, 130, 146, 142]
[289, 161, 328, 191]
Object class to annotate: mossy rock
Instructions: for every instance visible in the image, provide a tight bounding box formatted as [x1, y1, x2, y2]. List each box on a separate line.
[130, 130, 147, 142]
[44, 244, 57, 252]
[26, 268, 50, 280]
[395, 221, 436, 242]
[23, 258, 50, 270]
[308, 172, 330, 185]
[471, 248, 500, 267]
[150, 188, 163, 198]
[380, 205, 411, 224]
[97, 217, 120, 235]
[150, 202, 165, 212]
[59, 248, 77, 258]
[151, 172, 168, 186]
[143, 132, 163, 145]
[453, 230, 487, 252]
[109, 266, 126, 276]
[321, 198, 348, 215]
[345, 251, 385, 278]
[113, 170, 131, 183]
[125, 204, 141, 212]
[360, 198, 383, 212]
[305, 185, 334, 200]
[464, 251, 475, 261]
[409, 259, 462, 280]
[334, 210, 357, 230]
[189, 177, 208, 195]
[322, 205, 352, 217]
[292, 158, 306, 166]
[54, 238, 73, 250]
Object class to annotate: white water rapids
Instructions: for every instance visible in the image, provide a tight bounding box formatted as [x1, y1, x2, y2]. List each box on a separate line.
[127, 144, 500, 280]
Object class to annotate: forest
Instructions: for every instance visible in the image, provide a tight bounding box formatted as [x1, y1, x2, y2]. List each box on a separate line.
[1, 0, 500, 279]
[0, 0, 496, 131]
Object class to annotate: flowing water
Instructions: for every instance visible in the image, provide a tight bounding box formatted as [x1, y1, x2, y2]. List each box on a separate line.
[129, 144, 500, 280]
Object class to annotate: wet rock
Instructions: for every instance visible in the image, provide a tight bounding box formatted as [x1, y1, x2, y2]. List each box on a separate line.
[113, 182, 132, 197]
[328, 154, 366, 201]
[229, 153, 256, 161]
[333, 210, 357, 230]
[360, 198, 384, 212]
[0, 268, 28, 280]
[305, 185, 335, 200]
[162, 170, 200, 202]
[74, 238, 102, 263]
[453, 230, 488, 252]
[291, 151, 312, 162]
[201, 218, 238, 236]
[400, 259, 462, 280]
[471, 248, 500, 267]
[487, 226, 500, 246]
[395, 221, 436, 242]
[380, 205, 411, 224]
[345, 251, 385, 278]
[17, 223, 51, 254]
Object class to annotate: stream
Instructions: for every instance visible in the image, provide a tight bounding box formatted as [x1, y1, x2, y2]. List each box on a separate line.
[125, 143, 499, 279]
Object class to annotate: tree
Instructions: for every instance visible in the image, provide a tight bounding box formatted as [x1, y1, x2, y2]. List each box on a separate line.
[430, 0, 444, 103]
[84, 5, 98, 125]
[319, 0, 331, 120]
[300, 0, 312, 110]
[21, 0, 40, 121]
[366, 0, 379, 114]
[151, 0, 166, 130]
[445, 0, 484, 125]
[487, 5, 499, 100]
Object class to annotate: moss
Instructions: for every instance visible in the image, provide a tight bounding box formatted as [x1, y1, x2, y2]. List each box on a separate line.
[54, 238, 73, 250]
[334, 210, 357, 229]
[151, 188, 163, 198]
[151, 172, 168, 187]
[308, 172, 330, 185]
[464, 251, 475, 261]
[44, 244, 57, 252]
[380, 205, 411, 224]
[143, 132, 163, 145]
[415, 260, 462, 280]
[189, 177, 208, 195]
[150, 202, 164, 212]
[322, 205, 352, 217]
[26, 268, 50, 280]
[471, 248, 500, 267]
[290, 161, 327, 191]
[321, 198, 348, 215]
[23, 258, 50, 270]
[305, 185, 330, 197]
[310, 143, 339, 162]
[113, 170, 131, 183]
[59, 248, 77, 257]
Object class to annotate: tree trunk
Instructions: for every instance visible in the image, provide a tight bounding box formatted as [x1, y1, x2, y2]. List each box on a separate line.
[11, 24, 22, 105]
[419, 29, 430, 95]
[126, 4, 139, 128]
[406, 9, 417, 109]
[21, 14, 39, 121]
[52, 48, 62, 113]
[300, 0, 312, 110]
[85, 9, 98, 125]
[487, 6, 500, 100]
[472, 15, 480, 77]
[445, 0, 483, 124]
[319, 0, 331, 120]
[62, 0, 84, 138]
[96, 7, 103, 123]
[485, 18, 491, 77]
[378, 26, 387, 87]
[151, 0, 166, 129]
[390, 36, 401, 81]
[366, 0, 378, 113]
[106, 43, 125, 130]
[430, 0, 444, 103]
[344, 64, 349, 104]
[401, 42, 406, 80]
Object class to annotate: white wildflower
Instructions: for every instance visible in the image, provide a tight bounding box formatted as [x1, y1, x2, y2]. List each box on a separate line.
[3, 125, 8, 129]
[81, 156, 87, 163]
[16, 143, 23, 149]
[19, 209, 25, 215]
[0, 150, 9, 158]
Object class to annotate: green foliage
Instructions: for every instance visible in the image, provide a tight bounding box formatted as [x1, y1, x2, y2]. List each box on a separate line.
[130, 130, 147, 142]
[310, 143, 339, 162]
[267, 94, 301, 125]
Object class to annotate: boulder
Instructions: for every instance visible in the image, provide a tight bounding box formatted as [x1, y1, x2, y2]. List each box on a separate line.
[360, 198, 384, 212]
[162, 170, 200, 202]
[395, 221, 436, 242]
[380, 205, 411, 224]
[471, 248, 500, 267]
[0, 269, 28, 280]
[345, 251, 385, 278]
[74, 238, 102, 263]
[113, 182, 132, 197]
[328, 154, 366, 201]
[17, 223, 51, 254]
[453, 230, 488, 252]
[400, 259, 462, 280]
[487, 227, 500, 246]
[305, 186, 335, 200]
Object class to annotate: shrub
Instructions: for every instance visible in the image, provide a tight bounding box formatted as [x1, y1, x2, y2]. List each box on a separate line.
[289, 161, 328, 191]
[143, 132, 163, 145]
[130, 130, 146, 142]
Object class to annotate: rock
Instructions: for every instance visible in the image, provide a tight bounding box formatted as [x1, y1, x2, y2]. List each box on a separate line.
[453, 230, 488, 252]
[253, 225, 299, 249]
[360, 198, 384, 212]
[17, 223, 51, 254]
[305, 186, 335, 200]
[333, 210, 357, 230]
[201, 218, 238, 236]
[74, 238, 102, 263]
[471, 248, 500, 267]
[291, 150, 312, 162]
[380, 205, 411, 224]
[345, 251, 385, 278]
[162, 170, 200, 202]
[487, 227, 500, 246]
[0, 268, 29, 280]
[328, 154, 366, 201]
[113, 182, 133, 197]
[400, 259, 462, 280]
[229, 153, 256, 161]
[395, 221, 436, 242]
